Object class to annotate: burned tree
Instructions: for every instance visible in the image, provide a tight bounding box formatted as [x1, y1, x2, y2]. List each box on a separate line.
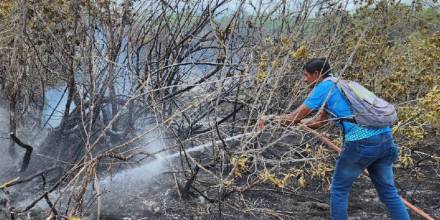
[0, 0, 439, 219]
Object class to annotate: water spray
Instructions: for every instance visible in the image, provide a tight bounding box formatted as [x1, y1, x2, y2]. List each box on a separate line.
[163, 132, 256, 161]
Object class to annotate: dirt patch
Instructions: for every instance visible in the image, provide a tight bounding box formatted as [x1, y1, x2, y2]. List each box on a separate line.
[76, 166, 439, 220]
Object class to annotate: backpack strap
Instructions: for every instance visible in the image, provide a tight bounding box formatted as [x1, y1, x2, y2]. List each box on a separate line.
[322, 77, 358, 125]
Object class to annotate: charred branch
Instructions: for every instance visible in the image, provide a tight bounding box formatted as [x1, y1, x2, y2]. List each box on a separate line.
[9, 133, 33, 172]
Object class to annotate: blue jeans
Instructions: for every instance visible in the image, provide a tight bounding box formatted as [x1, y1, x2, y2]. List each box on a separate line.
[330, 132, 410, 220]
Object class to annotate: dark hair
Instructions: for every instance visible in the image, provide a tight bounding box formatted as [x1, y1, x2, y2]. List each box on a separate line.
[304, 58, 331, 77]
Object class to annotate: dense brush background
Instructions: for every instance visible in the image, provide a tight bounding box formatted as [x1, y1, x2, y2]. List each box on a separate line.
[0, 0, 439, 219]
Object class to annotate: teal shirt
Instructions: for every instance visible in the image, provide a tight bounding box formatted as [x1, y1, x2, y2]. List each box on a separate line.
[303, 80, 391, 141]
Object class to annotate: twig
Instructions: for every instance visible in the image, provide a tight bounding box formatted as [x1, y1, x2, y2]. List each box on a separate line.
[10, 133, 33, 172]
[0, 166, 59, 190]
[181, 165, 200, 199]
[41, 174, 58, 217]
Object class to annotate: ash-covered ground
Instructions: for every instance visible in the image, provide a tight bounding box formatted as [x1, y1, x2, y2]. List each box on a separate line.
[1, 104, 439, 220]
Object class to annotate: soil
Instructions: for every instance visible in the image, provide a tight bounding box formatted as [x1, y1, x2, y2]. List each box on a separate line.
[82, 167, 440, 220]
[2, 150, 440, 220]
[1, 121, 439, 220]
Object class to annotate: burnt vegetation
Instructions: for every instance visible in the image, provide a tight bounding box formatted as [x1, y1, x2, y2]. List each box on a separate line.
[0, 0, 439, 219]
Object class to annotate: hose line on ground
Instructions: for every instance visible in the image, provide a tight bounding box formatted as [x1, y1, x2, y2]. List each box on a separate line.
[299, 124, 434, 220]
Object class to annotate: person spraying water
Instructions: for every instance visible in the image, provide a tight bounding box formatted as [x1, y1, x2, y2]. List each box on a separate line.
[258, 58, 411, 220]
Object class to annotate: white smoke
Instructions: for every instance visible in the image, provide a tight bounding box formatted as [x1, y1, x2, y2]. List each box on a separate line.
[0, 106, 13, 181]
[100, 129, 169, 188]
[97, 116, 172, 206]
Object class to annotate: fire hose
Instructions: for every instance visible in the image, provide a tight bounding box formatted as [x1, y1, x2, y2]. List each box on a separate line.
[1, 124, 432, 219]
[199, 124, 434, 219]
[299, 124, 434, 220]
[204, 124, 434, 219]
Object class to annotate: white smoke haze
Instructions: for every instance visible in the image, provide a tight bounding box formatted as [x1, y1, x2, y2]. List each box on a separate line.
[0, 106, 50, 183]
[0, 106, 13, 180]
[0, 92, 231, 218]
[100, 118, 170, 189]
[5, 114, 175, 215]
